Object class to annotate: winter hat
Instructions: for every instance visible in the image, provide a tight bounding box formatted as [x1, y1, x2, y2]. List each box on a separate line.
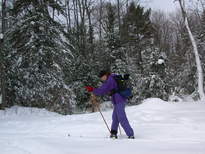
[98, 70, 109, 78]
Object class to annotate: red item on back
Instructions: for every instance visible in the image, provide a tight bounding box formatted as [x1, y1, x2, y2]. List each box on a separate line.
[85, 86, 94, 92]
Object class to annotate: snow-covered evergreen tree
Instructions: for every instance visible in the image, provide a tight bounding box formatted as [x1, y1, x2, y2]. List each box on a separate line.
[140, 46, 169, 100]
[104, 3, 120, 52]
[4, 0, 76, 114]
[198, 11, 205, 93]
[111, 59, 127, 74]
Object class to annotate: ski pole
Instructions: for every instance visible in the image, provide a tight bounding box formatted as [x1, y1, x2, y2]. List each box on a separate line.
[91, 94, 111, 133]
[119, 123, 122, 135]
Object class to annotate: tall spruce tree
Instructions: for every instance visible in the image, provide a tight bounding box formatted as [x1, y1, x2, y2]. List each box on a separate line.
[121, 2, 152, 73]
[120, 2, 159, 102]
[4, 0, 75, 114]
[104, 3, 120, 52]
[103, 2, 124, 73]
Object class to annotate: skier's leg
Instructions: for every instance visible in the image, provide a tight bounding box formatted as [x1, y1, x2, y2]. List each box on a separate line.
[111, 104, 119, 135]
[116, 102, 134, 137]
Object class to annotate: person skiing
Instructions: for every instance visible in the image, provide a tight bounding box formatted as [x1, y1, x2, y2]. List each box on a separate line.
[85, 70, 134, 139]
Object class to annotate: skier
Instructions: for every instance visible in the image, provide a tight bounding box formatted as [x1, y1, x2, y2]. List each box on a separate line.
[85, 70, 134, 139]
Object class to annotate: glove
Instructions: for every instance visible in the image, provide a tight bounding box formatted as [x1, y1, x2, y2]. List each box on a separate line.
[85, 86, 94, 92]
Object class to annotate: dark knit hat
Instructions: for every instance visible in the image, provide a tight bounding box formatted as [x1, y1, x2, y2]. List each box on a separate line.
[98, 70, 109, 78]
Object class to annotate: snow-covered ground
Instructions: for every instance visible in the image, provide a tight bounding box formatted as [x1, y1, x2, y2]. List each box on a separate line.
[1, 98, 205, 154]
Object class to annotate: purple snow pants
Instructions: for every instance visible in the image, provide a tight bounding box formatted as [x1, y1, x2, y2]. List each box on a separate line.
[111, 102, 134, 136]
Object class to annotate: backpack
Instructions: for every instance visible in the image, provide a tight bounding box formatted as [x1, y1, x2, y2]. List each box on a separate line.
[112, 74, 133, 99]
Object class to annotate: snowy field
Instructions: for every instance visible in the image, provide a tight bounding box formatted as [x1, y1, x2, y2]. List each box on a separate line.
[1, 98, 205, 154]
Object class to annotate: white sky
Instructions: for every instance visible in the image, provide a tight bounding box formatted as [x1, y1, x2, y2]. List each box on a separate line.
[147, 0, 179, 12]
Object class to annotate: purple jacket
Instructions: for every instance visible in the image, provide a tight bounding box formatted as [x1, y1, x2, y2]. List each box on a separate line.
[93, 74, 127, 104]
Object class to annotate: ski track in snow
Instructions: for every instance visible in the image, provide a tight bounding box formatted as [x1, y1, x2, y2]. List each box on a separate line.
[1, 98, 205, 154]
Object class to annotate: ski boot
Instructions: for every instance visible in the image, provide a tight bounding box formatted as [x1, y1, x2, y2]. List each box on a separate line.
[110, 130, 118, 139]
[110, 134, 118, 139]
[128, 136, 135, 139]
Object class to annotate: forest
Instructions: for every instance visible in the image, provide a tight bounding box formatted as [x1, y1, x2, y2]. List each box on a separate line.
[0, 0, 205, 114]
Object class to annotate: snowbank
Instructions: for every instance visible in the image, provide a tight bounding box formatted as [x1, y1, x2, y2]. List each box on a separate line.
[0, 105, 59, 119]
[1, 98, 205, 154]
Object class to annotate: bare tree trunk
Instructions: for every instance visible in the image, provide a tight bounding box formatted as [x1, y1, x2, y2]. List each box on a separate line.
[52, 0, 55, 19]
[117, 0, 121, 35]
[178, 0, 205, 101]
[65, 0, 71, 31]
[199, 0, 205, 11]
[77, 0, 86, 56]
[126, 0, 129, 11]
[85, 0, 94, 45]
[73, 0, 80, 41]
[77, 0, 85, 23]
[99, 0, 103, 41]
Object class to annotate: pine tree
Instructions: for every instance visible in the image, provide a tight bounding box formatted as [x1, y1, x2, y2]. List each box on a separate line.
[4, 0, 75, 114]
[199, 10, 205, 95]
[0, 0, 14, 108]
[103, 2, 122, 70]
[121, 2, 153, 73]
[104, 3, 120, 52]
[111, 59, 127, 74]
[121, 2, 152, 45]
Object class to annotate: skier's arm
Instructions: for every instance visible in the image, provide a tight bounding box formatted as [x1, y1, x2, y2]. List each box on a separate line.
[93, 76, 115, 96]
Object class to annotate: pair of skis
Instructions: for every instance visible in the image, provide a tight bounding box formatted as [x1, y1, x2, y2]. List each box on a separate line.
[67, 134, 134, 140]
